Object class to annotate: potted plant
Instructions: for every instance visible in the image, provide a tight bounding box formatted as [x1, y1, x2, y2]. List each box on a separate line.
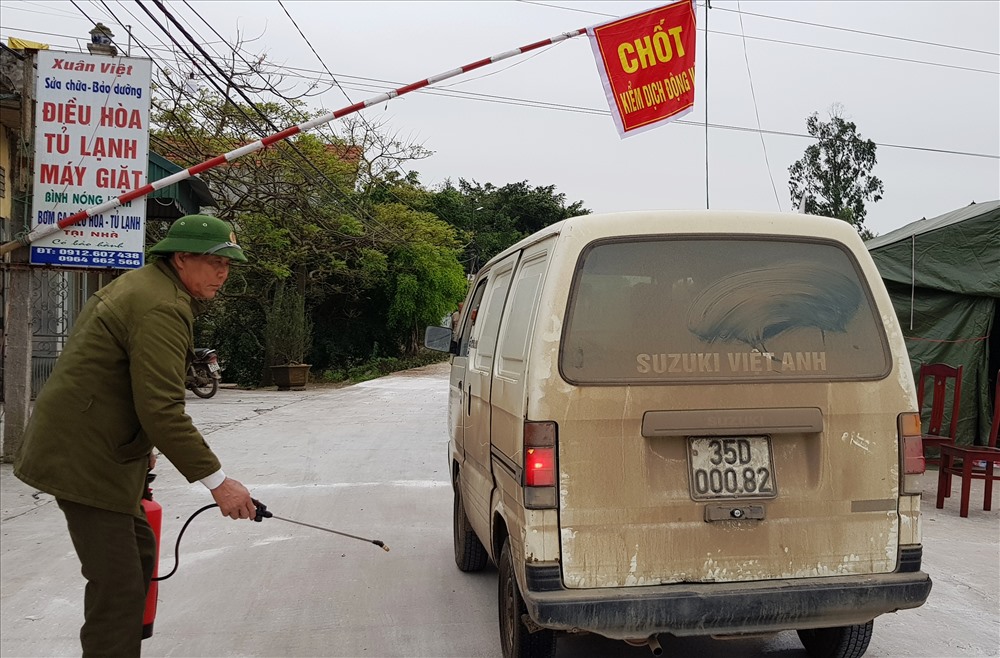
[265, 282, 312, 390]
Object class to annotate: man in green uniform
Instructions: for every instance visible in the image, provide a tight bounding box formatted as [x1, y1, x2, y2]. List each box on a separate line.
[14, 215, 258, 657]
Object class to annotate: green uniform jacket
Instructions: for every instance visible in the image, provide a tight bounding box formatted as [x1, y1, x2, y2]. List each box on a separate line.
[14, 260, 222, 516]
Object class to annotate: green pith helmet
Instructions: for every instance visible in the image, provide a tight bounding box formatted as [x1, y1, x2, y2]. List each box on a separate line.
[149, 214, 247, 263]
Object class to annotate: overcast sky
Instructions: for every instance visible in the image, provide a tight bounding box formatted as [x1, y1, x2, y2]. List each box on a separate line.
[3, 0, 998, 236]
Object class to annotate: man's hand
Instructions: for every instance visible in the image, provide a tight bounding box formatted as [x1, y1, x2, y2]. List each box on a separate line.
[148, 452, 157, 470]
[210, 477, 257, 520]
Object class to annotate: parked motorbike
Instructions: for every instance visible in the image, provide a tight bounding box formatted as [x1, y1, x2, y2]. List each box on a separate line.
[187, 348, 223, 398]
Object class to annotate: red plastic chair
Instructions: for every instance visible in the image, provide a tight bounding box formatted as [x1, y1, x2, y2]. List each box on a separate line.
[916, 363, 963, 467]
[936, 372, 999, 517]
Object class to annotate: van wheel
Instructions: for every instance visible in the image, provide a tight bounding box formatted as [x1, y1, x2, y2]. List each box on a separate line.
[498, 538, 556, 658]
[797, 620, 874, 658]
[453, 476, 489, 572]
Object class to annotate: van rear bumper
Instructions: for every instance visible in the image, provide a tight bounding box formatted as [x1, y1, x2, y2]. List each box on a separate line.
[522, 567, 932, 639]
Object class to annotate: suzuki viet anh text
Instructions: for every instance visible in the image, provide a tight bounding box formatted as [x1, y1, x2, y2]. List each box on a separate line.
[425, 210, 931, 658]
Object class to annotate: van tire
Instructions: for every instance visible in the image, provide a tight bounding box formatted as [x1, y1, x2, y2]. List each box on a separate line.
[797, 620, 874, 658]
[498, 538, 556, 658]
[453, 476, 489, 572]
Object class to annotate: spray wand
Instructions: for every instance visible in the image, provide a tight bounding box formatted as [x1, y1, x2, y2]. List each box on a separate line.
[154, 498, 388, 582]
[251, 499, 390, 552]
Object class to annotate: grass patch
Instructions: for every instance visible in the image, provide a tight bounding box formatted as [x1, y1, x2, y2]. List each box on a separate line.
[320, 349, 450, 385]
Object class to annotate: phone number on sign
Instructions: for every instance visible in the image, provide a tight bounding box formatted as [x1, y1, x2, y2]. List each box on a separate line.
[35, 248, 143, 268]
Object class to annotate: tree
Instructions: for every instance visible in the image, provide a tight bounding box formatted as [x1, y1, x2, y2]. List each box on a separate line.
[788, 105, 884, 240]
[150, 48, 464, 383]
[433, 179, 590, 273]
[376, 203, 468, 355]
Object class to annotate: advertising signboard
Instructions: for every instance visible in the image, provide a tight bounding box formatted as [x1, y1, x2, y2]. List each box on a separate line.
[589, 0, 697, 138]
[30, 50, 152, 269]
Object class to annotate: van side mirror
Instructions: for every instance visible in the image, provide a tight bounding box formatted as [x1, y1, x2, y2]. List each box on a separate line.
[425, 325, 456, 354]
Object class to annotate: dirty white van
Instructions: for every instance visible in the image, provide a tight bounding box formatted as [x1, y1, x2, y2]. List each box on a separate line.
[425, 211, 931, 658]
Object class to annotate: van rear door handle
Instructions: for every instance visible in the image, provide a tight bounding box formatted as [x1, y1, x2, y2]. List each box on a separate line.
[467, 384, 472, 416]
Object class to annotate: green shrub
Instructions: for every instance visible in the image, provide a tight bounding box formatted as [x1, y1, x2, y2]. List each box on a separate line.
[319, 349, 449, 384]
[266, 283, 312, 366]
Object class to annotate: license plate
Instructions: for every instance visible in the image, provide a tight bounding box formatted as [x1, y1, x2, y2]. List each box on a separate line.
[208, 362, 220, 373]
[687, 436, 777, 500]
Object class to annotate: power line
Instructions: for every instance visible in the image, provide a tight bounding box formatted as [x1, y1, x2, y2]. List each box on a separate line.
[736, 0, 781, 211]
[129, 0, 379, 238]
[710, 5, 999, 57]
[516, 1, 616, 18]
[2, 1, 90, 20]
[172, 1, 331, 101]
[91, 0, 228, 141]
[101, 21, 984, 160]
[264, 68, 1000, 161]
[6, 4, 996, 77]
[139, 0, 406, 246]
[8, 10, 997, 162]
[514, 1, 997, 75]
[172, 0, 411, 245]
[12, 20, 993, 162]
[518, 0, 999, 57]
[6, 4, 998, 77]
[0, 23, 232, 51]
[274, 0, 471, 229]
[708, 27, 996, 76]
[6, 5, 453, 244]
[81, 0, 364, 227]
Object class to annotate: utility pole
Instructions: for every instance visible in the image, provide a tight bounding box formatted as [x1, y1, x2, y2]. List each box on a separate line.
[2, 48, 35, 462]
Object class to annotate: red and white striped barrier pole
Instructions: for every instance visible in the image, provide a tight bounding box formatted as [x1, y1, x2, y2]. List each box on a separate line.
[0, 27, 588, 257]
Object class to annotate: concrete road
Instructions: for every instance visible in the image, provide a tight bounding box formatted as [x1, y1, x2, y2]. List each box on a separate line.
[1, 363, 997, 658]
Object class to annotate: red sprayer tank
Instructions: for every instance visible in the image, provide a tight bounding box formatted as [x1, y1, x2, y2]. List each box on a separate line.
[141, 474, 162, 639]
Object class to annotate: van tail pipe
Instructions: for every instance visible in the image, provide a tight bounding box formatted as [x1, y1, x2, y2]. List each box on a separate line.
[625, 636, 663, 656]
[0, 25, 590, 257]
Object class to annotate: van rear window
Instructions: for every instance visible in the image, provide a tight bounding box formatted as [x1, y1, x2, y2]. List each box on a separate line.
[560, 237, 890, 384]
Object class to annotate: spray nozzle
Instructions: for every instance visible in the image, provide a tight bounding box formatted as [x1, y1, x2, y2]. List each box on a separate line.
[252, 499, 272, 523]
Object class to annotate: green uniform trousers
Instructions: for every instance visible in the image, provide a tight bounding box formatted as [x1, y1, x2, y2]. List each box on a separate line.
[57, 499, 156, 658]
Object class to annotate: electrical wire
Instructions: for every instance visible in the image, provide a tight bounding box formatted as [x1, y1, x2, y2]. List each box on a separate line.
[2, 0, 90, 20]
[167, 1, 411, 246]
[513, 1, 997, 75]
[139, 0, 407, 246]
[157, 2, 415, 248]
[7, 4, 997, 165]
[13, 17, 994, 163]
[272, 0, 425, 183]
[273, 0, 470, 228]
[70, 0, 386, 252]
[32, 1, 146, 211]
[707, 27, 996, 76]
[74, 0, 448, 256]
[88, 1, 223, 157]
[8, 17, 995, 78]
[518, 0, 999, 57]
[265, 68, 1000, 161]
[709, 5, 999, 57]
[736, 0, 781, 211]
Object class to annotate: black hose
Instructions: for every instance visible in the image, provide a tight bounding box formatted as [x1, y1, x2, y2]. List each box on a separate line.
[152, 503, 218, 581]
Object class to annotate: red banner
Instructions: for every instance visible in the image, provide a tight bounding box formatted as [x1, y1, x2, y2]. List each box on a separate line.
[588, 0, 697, 137]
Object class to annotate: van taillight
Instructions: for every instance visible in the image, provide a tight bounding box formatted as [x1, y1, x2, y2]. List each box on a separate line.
[524, 421, 557, 509]
[526, 448, 555, 486]
[899, 412, 925, 494]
